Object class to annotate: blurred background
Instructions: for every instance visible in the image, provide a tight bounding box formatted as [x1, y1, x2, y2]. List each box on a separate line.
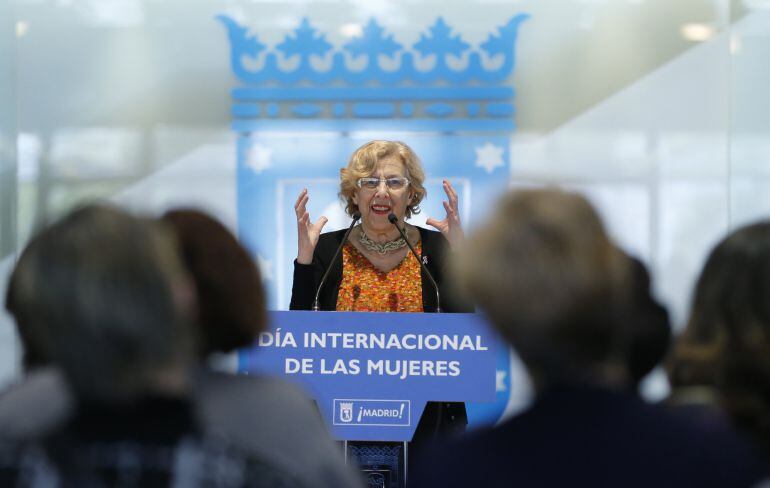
[1, 0, 768, 426]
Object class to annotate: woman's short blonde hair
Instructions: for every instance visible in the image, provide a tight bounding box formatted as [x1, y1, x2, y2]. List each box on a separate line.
[339, 140, 426, 218]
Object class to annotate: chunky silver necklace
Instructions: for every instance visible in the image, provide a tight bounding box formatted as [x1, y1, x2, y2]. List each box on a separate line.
[359, 226, 408, 255]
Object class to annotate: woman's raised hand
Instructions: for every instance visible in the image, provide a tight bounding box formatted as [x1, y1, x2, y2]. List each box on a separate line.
[426, 180, 465, 248]
[295, 188, 328, 264]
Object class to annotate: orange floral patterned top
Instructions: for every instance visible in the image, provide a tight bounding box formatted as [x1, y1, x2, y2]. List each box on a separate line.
[336, 241, 423, 312]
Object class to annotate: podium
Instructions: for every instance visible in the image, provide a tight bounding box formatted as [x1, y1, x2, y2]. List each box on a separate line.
[239, 311, 500, 487]
[346, 440, 404, 488]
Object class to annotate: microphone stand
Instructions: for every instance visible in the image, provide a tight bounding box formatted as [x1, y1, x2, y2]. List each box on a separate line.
[388, 213, 441, 313]
[312, 212, 361, 311]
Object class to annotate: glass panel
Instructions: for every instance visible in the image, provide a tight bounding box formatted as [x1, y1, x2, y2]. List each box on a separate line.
[5, 0, 754, 421]
[729, 0, 770, 228]
[0, 0, 19, 385]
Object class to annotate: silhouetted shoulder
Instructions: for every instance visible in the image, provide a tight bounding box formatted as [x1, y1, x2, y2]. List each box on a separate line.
[194, 370, 362, 488]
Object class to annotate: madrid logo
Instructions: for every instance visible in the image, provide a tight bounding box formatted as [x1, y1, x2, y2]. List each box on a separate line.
[339, 402, 354, 423]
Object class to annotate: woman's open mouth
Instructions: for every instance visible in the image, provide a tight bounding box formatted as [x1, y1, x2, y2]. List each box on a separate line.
[370, 204, 391, 215]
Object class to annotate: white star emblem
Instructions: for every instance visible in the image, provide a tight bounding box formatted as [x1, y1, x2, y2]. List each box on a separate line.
[474, 142, 505, 174]
[496, 370, 507, 392]
[256, 254, 274, 282]
[246, 143, 272, 175]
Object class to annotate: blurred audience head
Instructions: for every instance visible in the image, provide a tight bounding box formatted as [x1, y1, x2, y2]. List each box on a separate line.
[5, 204, 194, 404]
[623, 256, 671, 387]
[162, 209, 266, 357]
[456, 188, 632, 387]
[668, 221, 770, 451]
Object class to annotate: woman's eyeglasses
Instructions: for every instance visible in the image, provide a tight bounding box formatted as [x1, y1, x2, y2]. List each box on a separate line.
[356, 177, 410, 191]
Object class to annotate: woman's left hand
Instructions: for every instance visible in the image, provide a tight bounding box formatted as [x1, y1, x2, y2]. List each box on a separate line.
[426, 180, 465, 248]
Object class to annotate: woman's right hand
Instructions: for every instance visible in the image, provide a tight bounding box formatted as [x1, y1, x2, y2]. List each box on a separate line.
[295, 188, 328, 264]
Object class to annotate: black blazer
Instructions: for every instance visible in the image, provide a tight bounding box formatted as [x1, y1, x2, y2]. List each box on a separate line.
[289, 226, 470, 442]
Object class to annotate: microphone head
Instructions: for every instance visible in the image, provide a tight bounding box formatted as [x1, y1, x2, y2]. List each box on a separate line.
[387, 213, 398, 224]
[352, 211, 361, 221]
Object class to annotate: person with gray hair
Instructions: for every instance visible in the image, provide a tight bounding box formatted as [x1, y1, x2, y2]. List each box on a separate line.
[6, 205, 194, 404]
[0, 204, 305, 487]
[457, 188, 631, 386]
[291, 140, 469, 485]
[411, 188, 768, 488]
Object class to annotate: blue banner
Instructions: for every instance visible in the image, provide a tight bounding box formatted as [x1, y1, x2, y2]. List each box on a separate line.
[239, 311, 501, 441]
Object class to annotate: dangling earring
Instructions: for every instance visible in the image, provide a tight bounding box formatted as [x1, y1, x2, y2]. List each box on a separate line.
[410, 193, 421, 215]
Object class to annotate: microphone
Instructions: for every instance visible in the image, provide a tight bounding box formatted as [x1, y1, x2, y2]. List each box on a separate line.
[312, 212, 361, 311]
[388, 213, 441, 313]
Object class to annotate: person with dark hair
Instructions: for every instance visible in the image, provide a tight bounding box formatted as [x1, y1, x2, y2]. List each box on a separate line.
[668, 221, 770, 458]
[0, 204, 305, 486]
[163, 209, 267, 356]
[411, 188, 768, 488]
[623, 255, 671, 388]
[6, 205, 193, 407]
[161, 209, 362, 488]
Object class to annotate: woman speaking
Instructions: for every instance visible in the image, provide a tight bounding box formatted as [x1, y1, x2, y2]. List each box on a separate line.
[289, 140, 469, 480]
[290, 140, 467, 314]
